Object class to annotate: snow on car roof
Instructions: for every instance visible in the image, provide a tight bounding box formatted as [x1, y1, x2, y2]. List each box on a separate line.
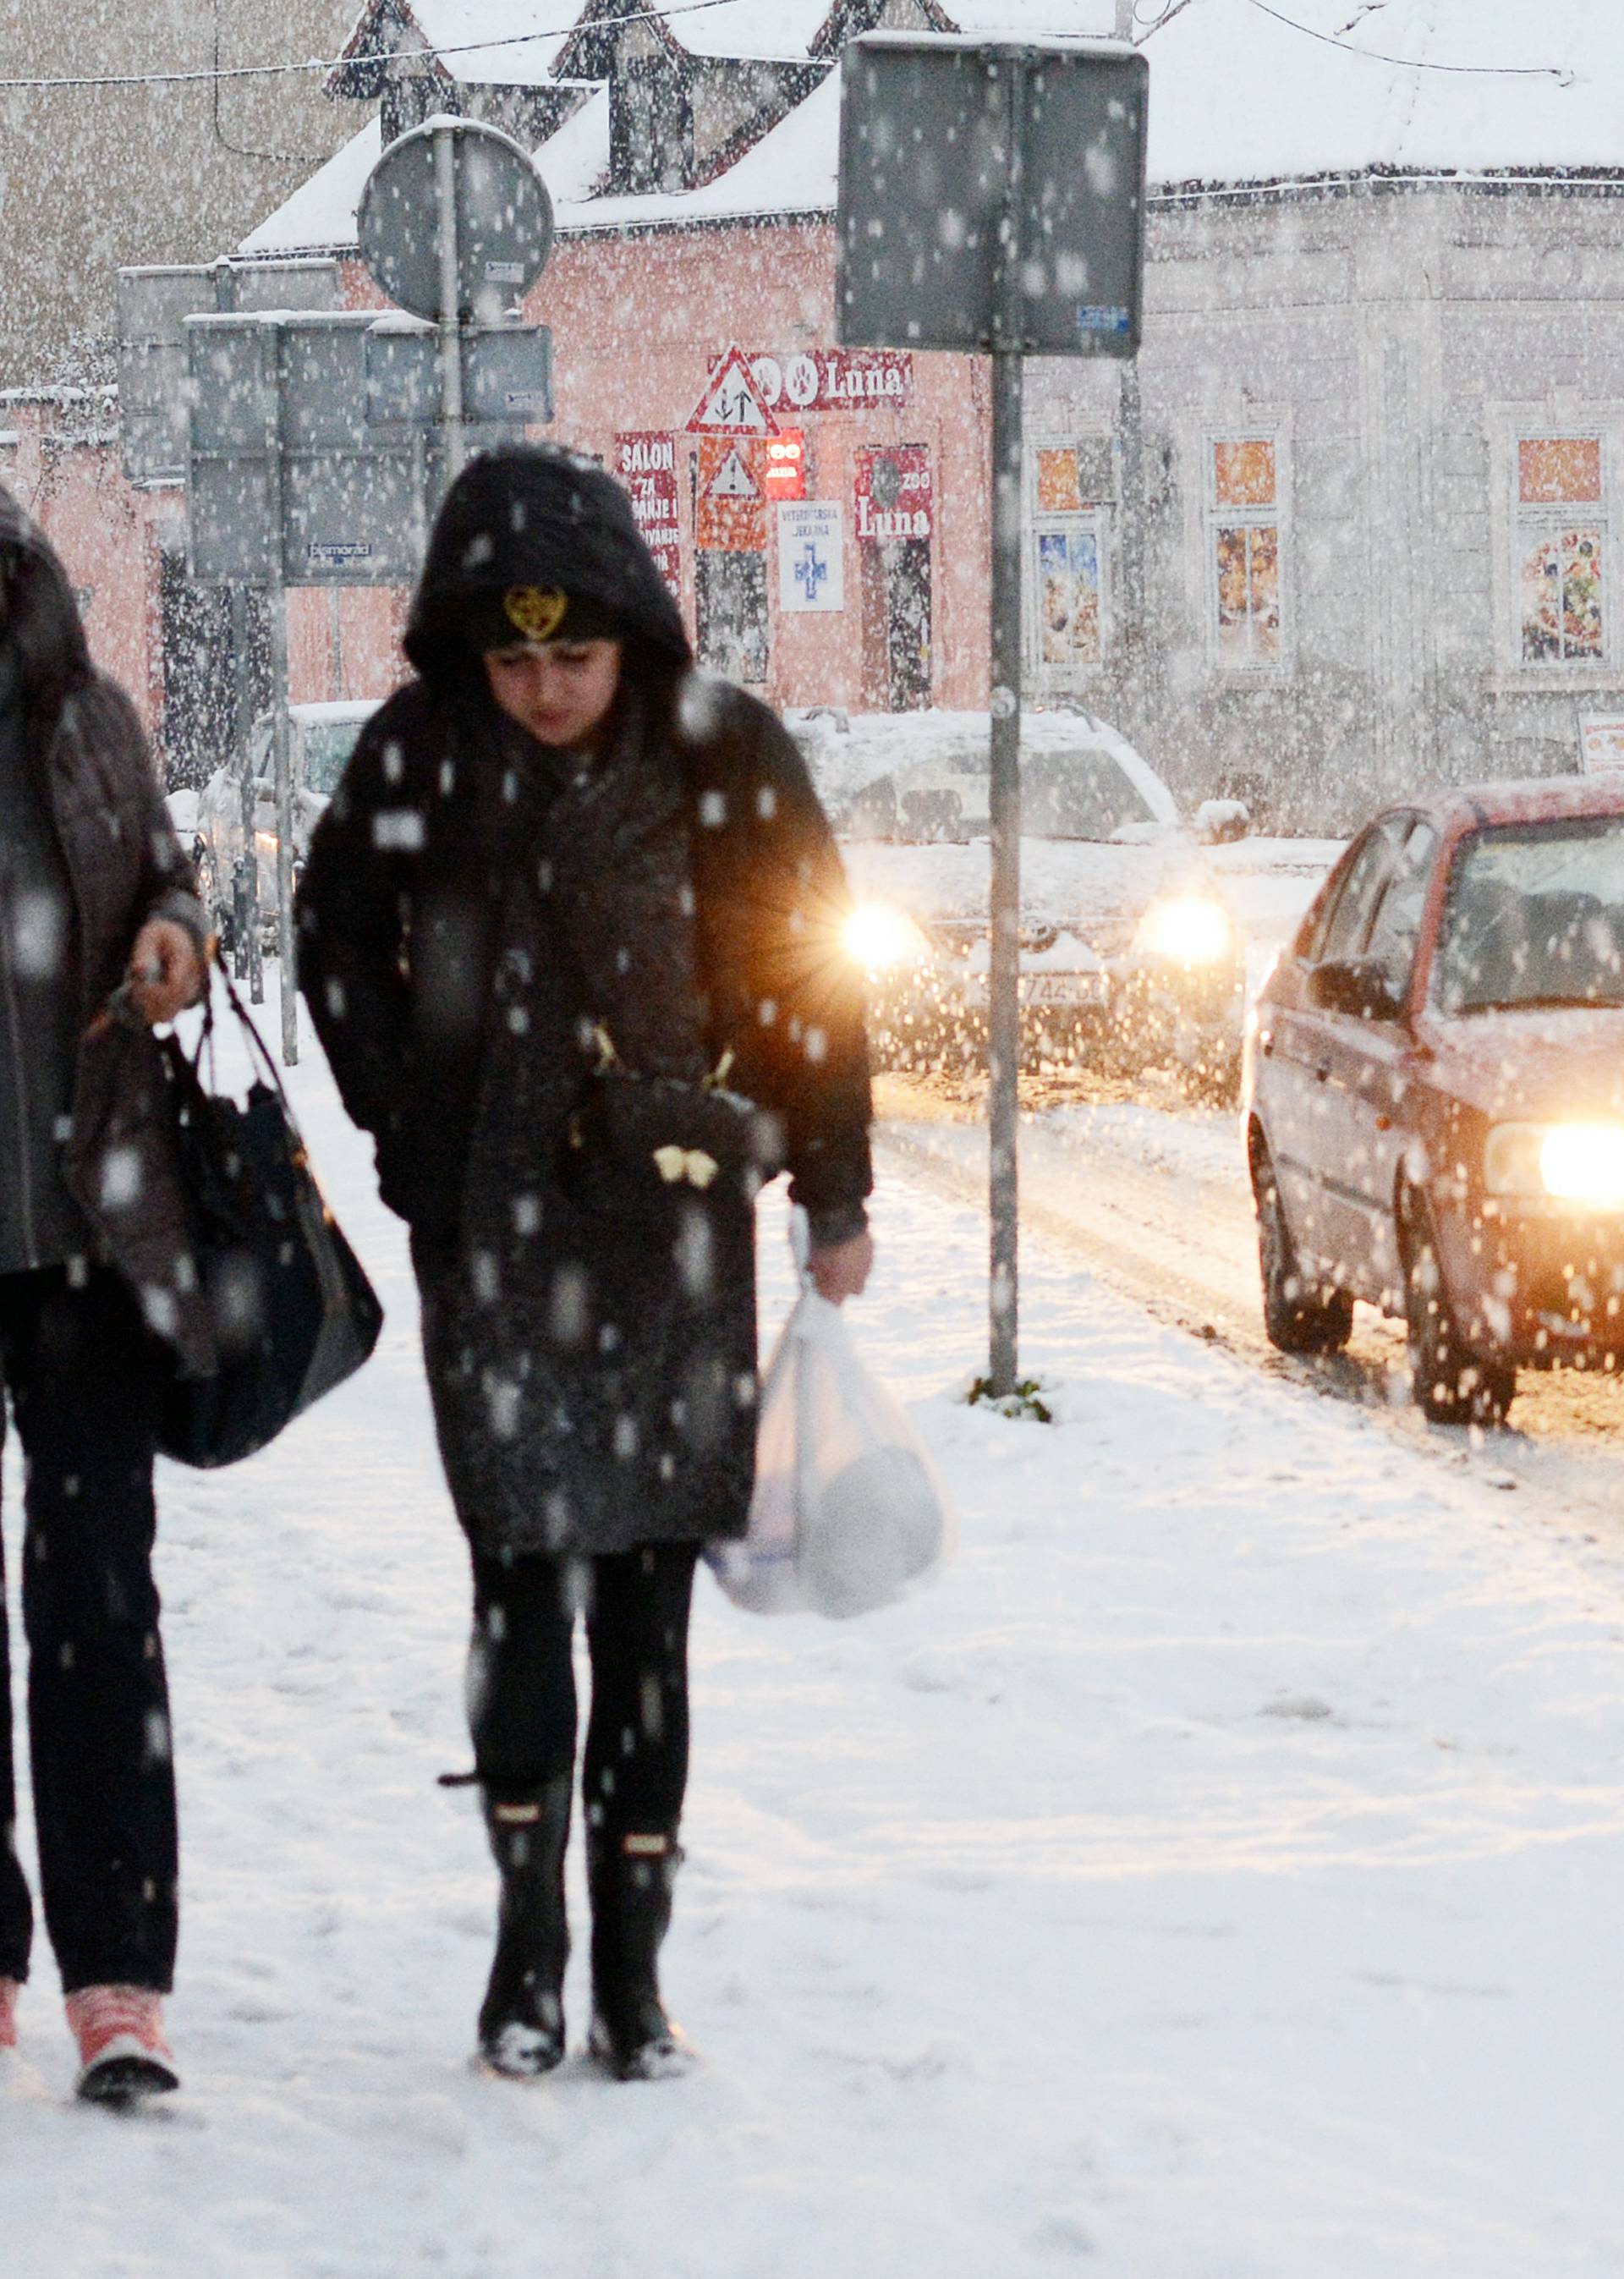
[792, 707, 1179, 825]
[287, 700, 385, 725]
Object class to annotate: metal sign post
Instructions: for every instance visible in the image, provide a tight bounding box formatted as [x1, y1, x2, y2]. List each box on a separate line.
[987, 53, 1028, 1391]
[261, 323, 300, 1067]
[837, 34, 1149, 1397]
[435, 124, 468, 485]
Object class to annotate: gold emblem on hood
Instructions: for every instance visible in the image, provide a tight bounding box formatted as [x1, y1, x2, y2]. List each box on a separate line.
[503, 586, 568, 641]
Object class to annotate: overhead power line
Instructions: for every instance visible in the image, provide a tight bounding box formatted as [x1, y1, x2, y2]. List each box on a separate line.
[0, 0, 744, 92]
[1243, 0, 1575, 82]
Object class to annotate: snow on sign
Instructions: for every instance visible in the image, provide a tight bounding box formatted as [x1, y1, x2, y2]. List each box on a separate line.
[696, 436, 766, 551]
[615, 431, 681, 593]
[779, 502, 844, 613]
[686, 347, 779, 437]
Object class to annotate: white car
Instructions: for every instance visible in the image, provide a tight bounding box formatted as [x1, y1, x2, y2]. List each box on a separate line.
[193, 699, 381, 942]
[790, 708, 1341, 1096]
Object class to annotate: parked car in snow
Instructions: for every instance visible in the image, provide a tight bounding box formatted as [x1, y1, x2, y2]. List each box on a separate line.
[1244, 775, 1624, 1423]
[789, 708, 1340, 1096]
[192, 700, 380, 943]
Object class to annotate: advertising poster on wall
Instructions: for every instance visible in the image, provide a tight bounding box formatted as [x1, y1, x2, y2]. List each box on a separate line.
[1580, 715, 1624, 775]
[778, 502, 845, 612]
[1035, 527, 1101, 664]
[853, 446, 932, 543]
[614, 431, 681, 591]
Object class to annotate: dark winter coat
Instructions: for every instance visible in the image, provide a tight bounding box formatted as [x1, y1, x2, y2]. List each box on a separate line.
[297, 446, 872, 1559]
[0, 486, 211, 1368]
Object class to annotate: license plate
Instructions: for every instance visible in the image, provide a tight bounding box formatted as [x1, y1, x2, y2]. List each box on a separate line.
[1023, 972, 1108, 1007]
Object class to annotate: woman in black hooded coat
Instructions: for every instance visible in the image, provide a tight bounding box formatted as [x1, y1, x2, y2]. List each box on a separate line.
[298, 445, 873, 2079]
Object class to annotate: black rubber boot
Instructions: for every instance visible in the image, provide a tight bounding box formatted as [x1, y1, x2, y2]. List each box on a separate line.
[587, 1832, 696, 2081]
[477, 1776, 572, 2078]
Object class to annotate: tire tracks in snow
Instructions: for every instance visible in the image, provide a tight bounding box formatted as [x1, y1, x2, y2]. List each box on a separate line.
[875, 1086, 1624, 1552]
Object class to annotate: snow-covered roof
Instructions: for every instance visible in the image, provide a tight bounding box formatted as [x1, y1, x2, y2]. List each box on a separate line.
[337, 1, 572, 91]
[1142, 0, 1624, 189]
[252, 0, 1624, 259]
[553, 67, 840, 229]
[241, 118, 381, 257]
[668, 0, 833, 63]
[242, 69, 837, 256]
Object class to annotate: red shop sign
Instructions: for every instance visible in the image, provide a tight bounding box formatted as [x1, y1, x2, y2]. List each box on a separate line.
[854, 445, 932, 543]
[747, 349, 914, 415]
[761, 430, 806, 502]
[615, 431, 681, 590]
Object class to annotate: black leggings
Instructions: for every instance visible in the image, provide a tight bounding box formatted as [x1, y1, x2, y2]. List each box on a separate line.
[467, 1545, 700, 1841]
[0, 1265, 177, 1994]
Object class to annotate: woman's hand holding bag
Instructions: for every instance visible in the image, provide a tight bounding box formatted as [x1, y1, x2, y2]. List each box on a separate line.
[708, 1241, 951, 1620]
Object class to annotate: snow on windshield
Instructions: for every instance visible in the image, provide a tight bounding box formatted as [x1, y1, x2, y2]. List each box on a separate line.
[1437, 815, 1624, 1013]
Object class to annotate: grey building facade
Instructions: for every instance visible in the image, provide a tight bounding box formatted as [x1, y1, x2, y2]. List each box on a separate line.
[1023, 178, 1624, 830]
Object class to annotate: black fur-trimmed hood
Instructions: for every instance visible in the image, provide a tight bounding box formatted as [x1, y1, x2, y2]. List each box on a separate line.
[403, 443, 691, 683]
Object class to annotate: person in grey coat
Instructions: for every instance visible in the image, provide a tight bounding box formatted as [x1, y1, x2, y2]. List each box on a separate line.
[298, 445, 873, 2081]
[0, 486, 206, 2101]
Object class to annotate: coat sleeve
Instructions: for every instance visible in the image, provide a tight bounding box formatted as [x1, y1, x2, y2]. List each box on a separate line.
[295, 703, 416, 1178]
[93, 678, 209, 953]
[689, 690, 873, 1238]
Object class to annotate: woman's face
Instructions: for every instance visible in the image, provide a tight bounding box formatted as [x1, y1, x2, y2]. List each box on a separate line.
[482, 638, 623, 748]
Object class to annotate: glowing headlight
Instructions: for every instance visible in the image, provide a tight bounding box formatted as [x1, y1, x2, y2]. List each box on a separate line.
[1133, 894, 1234, 966]
[1484, 1121, 1624, 1206]
[254, 830, 280, 859]
[843, 902, 932, 971]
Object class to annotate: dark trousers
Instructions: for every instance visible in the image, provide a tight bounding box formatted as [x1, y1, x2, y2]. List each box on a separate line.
[0, 1266, 178, 1994]
[468, 1545, 700, 1841]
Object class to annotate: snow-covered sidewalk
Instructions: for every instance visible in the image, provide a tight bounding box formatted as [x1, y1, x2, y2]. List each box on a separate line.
[7, 1021, 1624, 2276]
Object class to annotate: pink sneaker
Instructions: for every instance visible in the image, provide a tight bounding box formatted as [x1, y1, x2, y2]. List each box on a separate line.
[0, 1977, 17, 2051]
[65, 1985, 178, 2103]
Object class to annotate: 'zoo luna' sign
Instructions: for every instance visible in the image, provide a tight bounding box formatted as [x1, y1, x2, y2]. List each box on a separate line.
[749, 349, 913, 414]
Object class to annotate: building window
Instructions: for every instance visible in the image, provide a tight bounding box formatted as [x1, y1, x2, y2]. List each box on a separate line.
[1516, 436, 1606, 667]
[1209, 437, 1283, 667]
[1029, 442, 1111, 674]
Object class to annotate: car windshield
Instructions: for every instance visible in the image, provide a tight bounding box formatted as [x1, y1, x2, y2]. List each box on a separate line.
[876, 746, 1157, 842]
[1435, 815, 1624, 1013]
[301, 721, 367, 797]
[1023, 752, 1157, 840]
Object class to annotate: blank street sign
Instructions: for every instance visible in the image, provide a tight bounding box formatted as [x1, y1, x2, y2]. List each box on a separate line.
[837, 37, 1148, 357]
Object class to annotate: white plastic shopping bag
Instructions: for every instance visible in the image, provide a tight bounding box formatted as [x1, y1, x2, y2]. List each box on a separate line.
[708, 1289, 952, 1619]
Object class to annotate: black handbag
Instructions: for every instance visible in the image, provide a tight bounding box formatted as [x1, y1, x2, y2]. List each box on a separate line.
[562, 1030, 787, 1227]
[156, 975, 383, 1469]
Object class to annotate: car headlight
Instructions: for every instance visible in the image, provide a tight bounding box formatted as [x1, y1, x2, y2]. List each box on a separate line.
[1133, 894, 1234, 966]
[1484, 1121, 1624, 1206]
[843, 901, 933, 971]
[254, 830, 280, 859]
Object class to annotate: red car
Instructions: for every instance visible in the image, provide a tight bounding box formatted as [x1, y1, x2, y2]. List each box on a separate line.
[1243, 776, 1624, 1423]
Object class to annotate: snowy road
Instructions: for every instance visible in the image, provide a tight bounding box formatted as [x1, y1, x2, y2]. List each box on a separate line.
[879, 1074, 1624, 1535]
[6, 1026, 1624, 2275]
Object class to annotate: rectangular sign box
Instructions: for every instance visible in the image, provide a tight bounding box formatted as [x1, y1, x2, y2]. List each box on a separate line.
[836, 36, 1148, 360]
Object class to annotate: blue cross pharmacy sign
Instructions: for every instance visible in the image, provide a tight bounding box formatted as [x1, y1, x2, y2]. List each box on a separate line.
[778, 501, 844, 613]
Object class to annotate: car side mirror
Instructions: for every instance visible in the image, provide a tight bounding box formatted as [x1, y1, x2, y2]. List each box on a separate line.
[1309, 956, 1406, 1024]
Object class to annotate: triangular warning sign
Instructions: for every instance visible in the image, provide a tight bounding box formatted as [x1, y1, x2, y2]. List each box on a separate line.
[705, 444, 760, 500]
[686, 347, 779, 436]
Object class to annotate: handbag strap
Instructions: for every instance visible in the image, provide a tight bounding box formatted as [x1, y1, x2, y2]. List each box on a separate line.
[173, 964, 300, 1125]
